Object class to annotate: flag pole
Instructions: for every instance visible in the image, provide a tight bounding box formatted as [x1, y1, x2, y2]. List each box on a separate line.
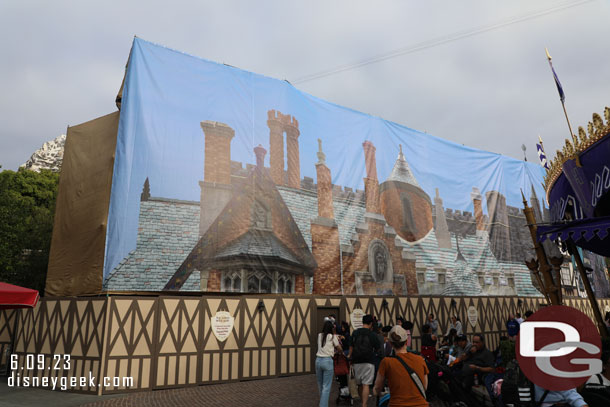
[561, 101, 575, 138]
[546, 48, 575, 138]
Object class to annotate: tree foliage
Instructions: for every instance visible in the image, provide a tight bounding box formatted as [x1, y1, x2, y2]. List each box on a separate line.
[0, 168, 59, 293]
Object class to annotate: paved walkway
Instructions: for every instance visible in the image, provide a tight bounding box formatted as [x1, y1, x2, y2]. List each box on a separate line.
[2, 374, 449, 407]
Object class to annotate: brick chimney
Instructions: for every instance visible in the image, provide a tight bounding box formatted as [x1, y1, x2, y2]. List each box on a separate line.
[362, 141, 380, 213]
[285, 117, 300, 189]
[199, 121, 235, 237]
[254, 144, 266, 169]
[315, 139, 333, 219]
[267, 110, 285, 185]
[311, 138, 341, 294]
[201, 121, 235, 184]
[471, 187, 485, 231]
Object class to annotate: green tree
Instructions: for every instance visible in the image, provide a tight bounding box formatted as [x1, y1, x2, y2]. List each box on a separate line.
[0, 168, 59, 293]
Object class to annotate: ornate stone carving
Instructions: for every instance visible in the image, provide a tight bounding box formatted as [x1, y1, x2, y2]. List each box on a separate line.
[367, 239, 393, 283]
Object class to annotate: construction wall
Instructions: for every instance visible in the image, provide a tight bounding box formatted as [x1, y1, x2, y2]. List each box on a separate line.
[8, 294, 610, 394]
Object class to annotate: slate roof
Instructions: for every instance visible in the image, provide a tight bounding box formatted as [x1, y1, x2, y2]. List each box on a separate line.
[403, 229, 540, 297]
[216, 229, 301, 264]
[105, 183, 541, 297]
[443, 254, 483, 296]
[387, 146, 420, 187]
[277, 187, 366, 248]
[104, 198, 201, 291]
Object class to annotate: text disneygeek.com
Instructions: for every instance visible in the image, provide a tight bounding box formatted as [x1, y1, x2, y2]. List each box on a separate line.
[9, 354, 133, 390]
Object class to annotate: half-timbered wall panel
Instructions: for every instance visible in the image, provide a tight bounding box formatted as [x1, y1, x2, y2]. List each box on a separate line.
[7, 295, 610, 395]
[0, 309, 16, 371]
[153, 297, 201, 389]
[200, 296, 241, 384]
[241, 297, 279, 379]
[11, 298, 106, 394]
[277, 297, 312, 376]
[103, 297, 156, 393]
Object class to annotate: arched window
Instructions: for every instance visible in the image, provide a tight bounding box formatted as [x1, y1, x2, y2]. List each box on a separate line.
[277, 279, 285, 293]
[223, 271, 243, 292]
[402, 197, 416, 233]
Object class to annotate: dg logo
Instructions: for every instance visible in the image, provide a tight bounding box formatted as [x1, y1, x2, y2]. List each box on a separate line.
[516, 305, 602, 391]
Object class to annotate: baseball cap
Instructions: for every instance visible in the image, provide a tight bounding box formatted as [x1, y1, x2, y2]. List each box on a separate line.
[389, 325, 410, 342]
[456, 334, 467, 342]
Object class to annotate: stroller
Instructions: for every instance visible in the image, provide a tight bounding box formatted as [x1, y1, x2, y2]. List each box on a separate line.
[334, 352, 354, 406]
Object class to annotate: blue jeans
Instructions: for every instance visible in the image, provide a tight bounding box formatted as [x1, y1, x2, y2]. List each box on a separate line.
[315, 356, 334, 407]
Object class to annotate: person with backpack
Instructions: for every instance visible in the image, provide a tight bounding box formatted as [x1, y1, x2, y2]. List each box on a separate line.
[348, 314, 381, 407]
[316, 320, 342, 407]
[506, 314, 520, 340]
[373, 325, 429, 406]
[582, 351, 610, 406]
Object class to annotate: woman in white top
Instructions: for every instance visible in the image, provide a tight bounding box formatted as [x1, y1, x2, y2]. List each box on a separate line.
[446, 316, 463, 336]
[316, 320, 342, 407]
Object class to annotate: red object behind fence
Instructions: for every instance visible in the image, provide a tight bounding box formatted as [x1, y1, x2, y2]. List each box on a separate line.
[0, 282, 40, 309]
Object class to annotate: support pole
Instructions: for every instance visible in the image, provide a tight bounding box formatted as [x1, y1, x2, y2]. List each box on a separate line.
[522, 191, 562, 305]
[566, 241, 608, 339]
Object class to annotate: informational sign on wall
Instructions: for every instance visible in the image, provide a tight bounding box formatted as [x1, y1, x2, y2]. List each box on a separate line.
[350, 309, 365, 330]
[211, 311, 234, 342]
[467, 306, 478, 328]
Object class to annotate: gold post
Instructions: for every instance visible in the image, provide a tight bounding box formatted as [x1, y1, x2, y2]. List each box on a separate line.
[566, 241, 608, 339]
[522, 191, 562, 305]
[561, 101, 576, 140]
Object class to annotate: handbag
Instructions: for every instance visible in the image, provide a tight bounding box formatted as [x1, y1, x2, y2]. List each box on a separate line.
[333, 352, 349, 376]
[348, 365, 360, 399]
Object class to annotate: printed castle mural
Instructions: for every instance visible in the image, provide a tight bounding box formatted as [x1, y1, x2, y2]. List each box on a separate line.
[104, 110, 543, 297]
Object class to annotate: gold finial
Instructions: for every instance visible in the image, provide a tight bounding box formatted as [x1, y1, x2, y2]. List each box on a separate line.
[604, 106, 610, 125]
[578, 126, 587, 147]
[593, 113, 604, 134]
[588, 121, 595, 138]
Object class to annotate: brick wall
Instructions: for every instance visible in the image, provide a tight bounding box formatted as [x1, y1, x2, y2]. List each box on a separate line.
[295, 275, 305, 294]
[201, 121, 234, 184]
[311, 223, 341, 294]
[208, 270, 221, 291]
[286, 125, 300, 189]
[316, 163, 334, 218]
[342, 219, 418, 295]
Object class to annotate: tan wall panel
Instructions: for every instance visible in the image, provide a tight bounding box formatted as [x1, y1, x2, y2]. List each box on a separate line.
[260, 349, 267, 377]
[140, 359, 150, 389]
[212, 353, 219, 381]
[202, 354, 210, 382]
[178, 355, 186, 384]
[289, 347, 295, 373]
[156, 356, 166, 386]
[130, 359, 140, 390]
[305, 348, 312, 372]
[190, 355, 197, 383]
[106, 359, 116, 387]
[281, 348, 286, 374]
[243, 350, 250, 378]
[231, 352, 239, 380]
[297, 348, 303, 372]
[167, 356, 176, 386]
[269, 350, 276, 376]
[222, 353, 229, 381]
[252, 350, 259, 377]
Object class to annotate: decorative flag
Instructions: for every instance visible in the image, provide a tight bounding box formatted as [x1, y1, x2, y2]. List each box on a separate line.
[546, 48, 565, 103]
[536, 135, 550, 170]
